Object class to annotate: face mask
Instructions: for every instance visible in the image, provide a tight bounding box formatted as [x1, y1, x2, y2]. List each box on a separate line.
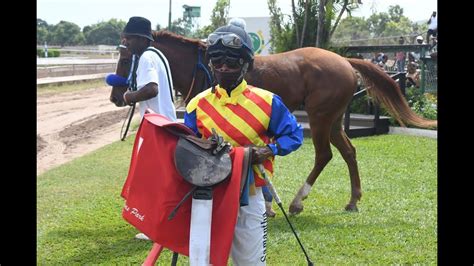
[214, 70, 243, 91]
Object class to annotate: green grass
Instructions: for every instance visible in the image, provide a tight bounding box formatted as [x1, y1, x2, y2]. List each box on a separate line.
[37, 79, 108, 96]
[37, 134, 437, 265]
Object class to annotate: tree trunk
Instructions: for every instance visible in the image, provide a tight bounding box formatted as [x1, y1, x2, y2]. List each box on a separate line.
[316, 0, 325, 47]
[300, 0, 310, 47]
[329, 0, 349, 40]
[291, 0, 300, 47]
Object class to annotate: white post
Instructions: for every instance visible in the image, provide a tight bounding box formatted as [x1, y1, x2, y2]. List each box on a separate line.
[44, 41, 48, 58]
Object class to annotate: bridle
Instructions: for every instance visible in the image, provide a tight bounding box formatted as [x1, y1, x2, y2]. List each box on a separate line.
[178, 46, 213, 107]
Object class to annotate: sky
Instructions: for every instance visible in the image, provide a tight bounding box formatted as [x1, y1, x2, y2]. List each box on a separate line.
[37, 0, 437, 30]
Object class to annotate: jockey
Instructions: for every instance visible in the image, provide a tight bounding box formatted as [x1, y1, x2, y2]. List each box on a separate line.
[184, 22, 303, 265]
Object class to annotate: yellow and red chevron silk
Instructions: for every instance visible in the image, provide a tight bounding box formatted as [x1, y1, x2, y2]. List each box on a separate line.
[194, 81, 274, 186]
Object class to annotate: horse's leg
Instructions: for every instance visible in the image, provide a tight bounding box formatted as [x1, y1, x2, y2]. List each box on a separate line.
[289, 115, 334, 215]
[329, 116, 361, 211]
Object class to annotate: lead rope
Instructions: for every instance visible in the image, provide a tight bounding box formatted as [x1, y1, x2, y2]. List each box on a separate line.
[120, 54, 138, 141]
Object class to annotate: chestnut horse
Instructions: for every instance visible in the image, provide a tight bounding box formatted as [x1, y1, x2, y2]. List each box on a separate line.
[109, 31, 437, 214]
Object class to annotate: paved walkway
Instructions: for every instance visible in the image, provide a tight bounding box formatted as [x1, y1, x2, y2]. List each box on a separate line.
[37, 73, 109, 86]
[388, 126, 437, 139]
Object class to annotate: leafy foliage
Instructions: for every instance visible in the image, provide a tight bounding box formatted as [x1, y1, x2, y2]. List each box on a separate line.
[194, 0, 230, 39]
[332, 5, 429, 46]
[84, 19, 126, 45]
[405, 87, 437, 121]
[37, 48, 60, 58]
[49, 21, 84, 47]
[268, 0, 360, 52]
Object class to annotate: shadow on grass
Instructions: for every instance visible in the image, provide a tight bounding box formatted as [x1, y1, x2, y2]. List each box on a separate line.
[267, 209, 410, 233]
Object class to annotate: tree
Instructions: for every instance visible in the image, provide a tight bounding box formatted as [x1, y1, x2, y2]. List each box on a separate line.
[268, 0, 297, 53]
[85, 19, 126, 45]
[194, 0, 230, 39]
[167, 17, 192, 36]
[37, 18, 51, 44]
[49, 21, 84, 46]
[291, 0, 300, 46]
[331, 5, 426, 45]
[268, 0, 359, 52]
[37, 18, 48, 28]
[331, 16, 370, 45]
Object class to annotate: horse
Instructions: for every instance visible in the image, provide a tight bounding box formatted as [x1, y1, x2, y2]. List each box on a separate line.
[109, 30, 437, 215]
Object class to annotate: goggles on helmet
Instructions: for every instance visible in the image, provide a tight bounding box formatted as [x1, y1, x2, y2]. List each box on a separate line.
[207, 32, 249, 50]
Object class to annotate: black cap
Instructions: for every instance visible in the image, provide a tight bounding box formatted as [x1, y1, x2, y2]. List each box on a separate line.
[123, 16, 154, 41]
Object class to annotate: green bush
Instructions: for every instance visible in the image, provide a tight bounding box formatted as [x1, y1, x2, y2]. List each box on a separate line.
[350, 94, 374, 114]
[37, 48, 60, 58]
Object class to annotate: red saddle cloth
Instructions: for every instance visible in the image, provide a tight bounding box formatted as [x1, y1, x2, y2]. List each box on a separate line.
[121, 113, 243, 266]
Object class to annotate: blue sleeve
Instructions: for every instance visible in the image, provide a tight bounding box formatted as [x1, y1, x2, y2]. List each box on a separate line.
[267, 94, 303, 156]
[184, 110, 202, 137]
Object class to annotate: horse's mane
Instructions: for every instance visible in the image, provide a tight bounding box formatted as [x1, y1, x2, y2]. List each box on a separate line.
[152, 30, 207, 49]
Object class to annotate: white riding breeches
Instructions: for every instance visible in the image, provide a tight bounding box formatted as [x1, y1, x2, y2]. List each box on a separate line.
[231, 187, 268, 265]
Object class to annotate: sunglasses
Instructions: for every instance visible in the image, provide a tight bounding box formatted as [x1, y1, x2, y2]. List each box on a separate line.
[210, 55, 243, 69]
[207, 32, 249, 49]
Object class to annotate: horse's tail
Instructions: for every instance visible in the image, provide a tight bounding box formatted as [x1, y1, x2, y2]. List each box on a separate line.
[346, 58, 437, 128]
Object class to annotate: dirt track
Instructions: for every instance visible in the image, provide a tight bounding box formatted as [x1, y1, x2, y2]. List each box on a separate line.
[37, 86, 136, 175]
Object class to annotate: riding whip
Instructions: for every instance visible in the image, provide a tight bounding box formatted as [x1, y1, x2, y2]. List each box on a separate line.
[257, 164, 314, 266]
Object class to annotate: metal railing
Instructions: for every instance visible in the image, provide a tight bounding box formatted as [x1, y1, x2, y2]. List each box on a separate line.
[36, 63, 117, 78]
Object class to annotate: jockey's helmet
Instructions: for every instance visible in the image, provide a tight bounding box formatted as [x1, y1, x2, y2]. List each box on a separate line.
[206, 24, 254, 70]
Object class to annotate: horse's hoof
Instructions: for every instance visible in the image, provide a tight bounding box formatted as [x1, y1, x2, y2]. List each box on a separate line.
[344, 204, 359, 212]
[289, 203, 303, 215]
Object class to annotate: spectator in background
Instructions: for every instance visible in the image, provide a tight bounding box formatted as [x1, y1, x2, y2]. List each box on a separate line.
[409, 36, 426, 64]
[395, 36, 406, 72]
[426, 11, 437, 44]
[372, 53, 388, 69]
[416, 35, 425, 45]
[406, 62, 420, 88]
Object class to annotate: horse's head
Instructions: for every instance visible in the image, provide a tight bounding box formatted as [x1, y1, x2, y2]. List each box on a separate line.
[107, 30, 214, 107]
[107, 42, 133, 107]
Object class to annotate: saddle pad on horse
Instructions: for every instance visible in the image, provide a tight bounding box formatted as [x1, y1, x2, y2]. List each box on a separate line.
[121, 113, 244, 266]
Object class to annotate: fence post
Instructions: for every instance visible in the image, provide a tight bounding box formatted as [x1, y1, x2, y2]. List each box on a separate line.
[44, 41, 48, 58]
[344, 101, 351, 134]
[420, 46, 427, 94]
[398, 73, 406, 96]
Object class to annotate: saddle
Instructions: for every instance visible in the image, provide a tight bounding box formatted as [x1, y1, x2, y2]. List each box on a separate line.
[167, 128, 233, 220]
[169, 129, 233, 265]
[174, 129, 232, 187]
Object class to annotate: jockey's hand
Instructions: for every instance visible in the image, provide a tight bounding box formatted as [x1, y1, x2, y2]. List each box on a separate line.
[251, 146, 274, 164]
